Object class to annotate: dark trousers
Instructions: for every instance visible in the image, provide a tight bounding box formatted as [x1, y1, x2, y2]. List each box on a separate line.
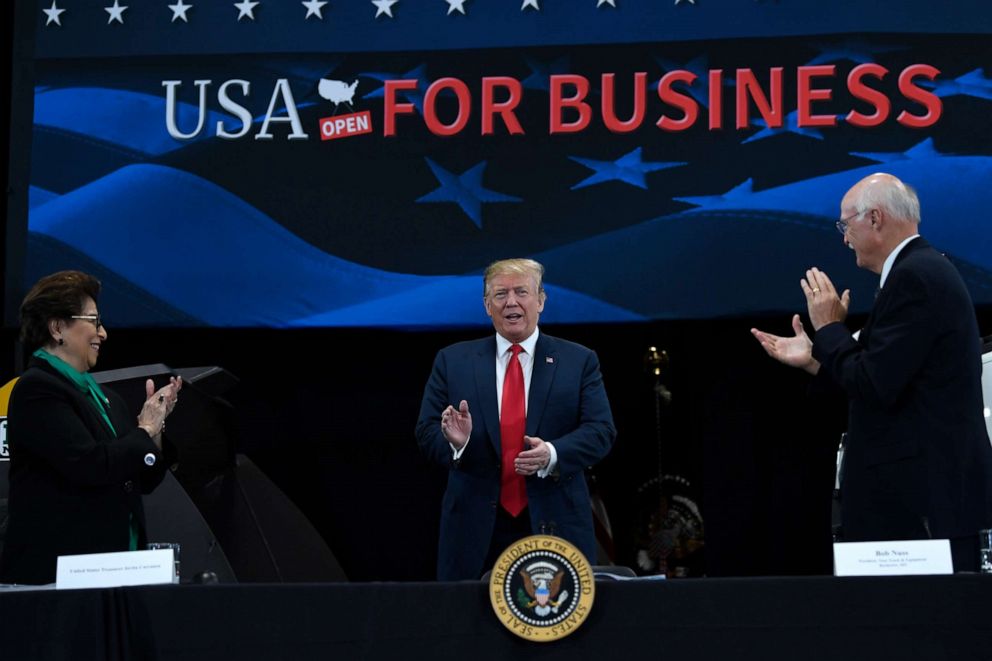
[481, 506, 532, 577]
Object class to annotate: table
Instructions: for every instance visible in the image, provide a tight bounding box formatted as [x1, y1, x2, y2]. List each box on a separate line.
[2, 575, 990, 660]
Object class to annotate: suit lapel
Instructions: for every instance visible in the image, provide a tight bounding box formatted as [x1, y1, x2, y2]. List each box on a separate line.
[473, 338, 501, 453]
[527, 334, 557, 436]
[862, 237, 928, 346]
[34, 359, 116, 439]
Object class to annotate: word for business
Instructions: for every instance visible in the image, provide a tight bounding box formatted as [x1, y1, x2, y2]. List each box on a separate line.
[163, 63, 942, 141]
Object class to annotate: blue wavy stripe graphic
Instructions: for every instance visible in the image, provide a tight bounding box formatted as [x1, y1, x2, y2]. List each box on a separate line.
[292, 279, 643, 327]
[25, 233, 205, 326]
[28, 164, 439, 326]
[29, 186, 60, 209]
[34, 87, 234, 156]
[27, 163, 642, 327]
[667, 157, 992, 271]
[536, 208, 877, 318]
[25, 156, 992, 326]
[31, 123, 145, 194]
[533, 157, 992, 318]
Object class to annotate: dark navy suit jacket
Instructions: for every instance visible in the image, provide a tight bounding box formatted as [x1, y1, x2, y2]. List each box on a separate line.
[415, 332, 616, 581]
[813, 237, 992, 541]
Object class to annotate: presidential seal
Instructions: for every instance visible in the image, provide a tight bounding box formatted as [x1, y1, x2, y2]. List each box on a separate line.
[488, 535, 595, 642]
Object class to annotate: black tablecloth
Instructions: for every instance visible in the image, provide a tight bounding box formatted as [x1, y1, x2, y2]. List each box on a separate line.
[3, 576, 991, 660]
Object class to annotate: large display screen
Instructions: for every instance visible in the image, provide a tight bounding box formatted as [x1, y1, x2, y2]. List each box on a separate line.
[12, 0, 992, 327]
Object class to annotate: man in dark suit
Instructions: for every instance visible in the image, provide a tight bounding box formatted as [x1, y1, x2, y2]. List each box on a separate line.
[416, 258, 616, 581]
[752, 173, 992, 570]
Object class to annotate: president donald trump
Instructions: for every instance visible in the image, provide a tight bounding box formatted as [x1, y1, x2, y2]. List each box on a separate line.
[416, 258, 616, 581]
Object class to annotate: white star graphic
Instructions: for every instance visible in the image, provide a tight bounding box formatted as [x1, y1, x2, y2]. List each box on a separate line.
[43, 0, 65, 26]
[597, 0, 616, 6]
[168, 0, 193, 22]
[445, 0, 467, 16]
[234, 0, 259, 20]
[521, 0, 540, 9]
[105, 0, 128, 24]
[302, 0, 327, 19]
[372, 0, 398, 18]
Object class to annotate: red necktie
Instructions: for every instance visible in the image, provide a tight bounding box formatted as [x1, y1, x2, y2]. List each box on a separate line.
[500, 344, 527, 517]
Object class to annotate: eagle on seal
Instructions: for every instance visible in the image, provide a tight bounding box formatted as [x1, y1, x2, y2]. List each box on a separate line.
[520, 569, 566, 616]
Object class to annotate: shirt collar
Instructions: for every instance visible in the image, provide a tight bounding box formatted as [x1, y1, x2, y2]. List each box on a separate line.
[880, 234, 920, 289]
[496, 326, 540, 357]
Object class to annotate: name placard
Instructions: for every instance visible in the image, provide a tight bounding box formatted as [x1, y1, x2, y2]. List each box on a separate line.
[56, 549, 175, 589]
[833, 539, 953, 576]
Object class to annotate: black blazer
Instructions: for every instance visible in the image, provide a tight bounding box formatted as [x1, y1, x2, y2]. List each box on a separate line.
[0, 358, 171, 584]
[813, 237, 992, 540]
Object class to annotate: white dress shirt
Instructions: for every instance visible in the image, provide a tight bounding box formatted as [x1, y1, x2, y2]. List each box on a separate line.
[452, 327, 557, 477]
[852, 234, 919, 343]
[879, 233, 920, 290]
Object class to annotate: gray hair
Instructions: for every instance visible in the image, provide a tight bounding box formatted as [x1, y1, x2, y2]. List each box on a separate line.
[482, 258, 546, 299]
[855, 173, 921, 225]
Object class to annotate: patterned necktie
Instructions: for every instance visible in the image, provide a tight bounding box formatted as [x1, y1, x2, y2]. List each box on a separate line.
[500, 344, 527, 517]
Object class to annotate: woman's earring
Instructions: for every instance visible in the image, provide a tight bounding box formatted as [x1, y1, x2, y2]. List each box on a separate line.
[57, 338, 64, 345]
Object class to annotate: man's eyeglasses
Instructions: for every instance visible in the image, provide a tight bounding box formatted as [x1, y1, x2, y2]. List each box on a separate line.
[836, 209, 866, 235]
[71, 314, 103, 328]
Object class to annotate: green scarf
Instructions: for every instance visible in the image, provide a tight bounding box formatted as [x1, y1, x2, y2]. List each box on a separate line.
[33, 348, 117, 438]
[33, 348, 138, 550]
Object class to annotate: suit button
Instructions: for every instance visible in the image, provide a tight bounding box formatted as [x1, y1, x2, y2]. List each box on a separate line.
[490, 501, 497, 510]
[123, 480, 135, 493]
